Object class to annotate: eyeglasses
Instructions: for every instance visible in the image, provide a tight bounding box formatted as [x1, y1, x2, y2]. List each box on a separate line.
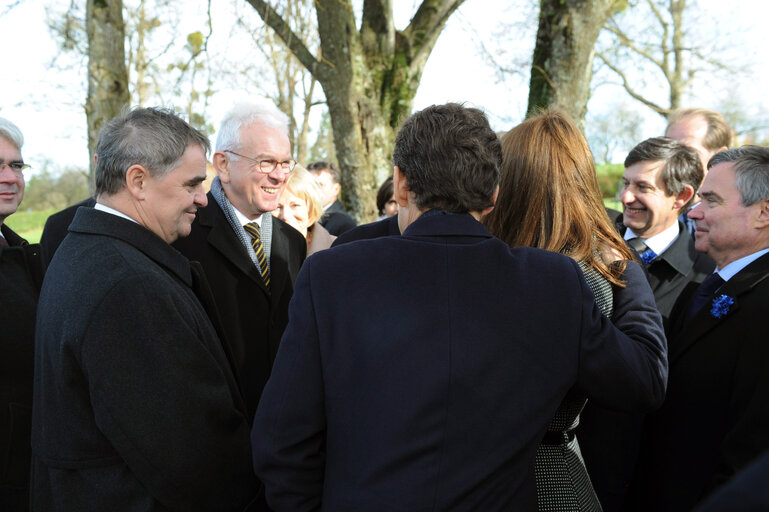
[0, 160, 30, 174]
[224, 150, 296, 174]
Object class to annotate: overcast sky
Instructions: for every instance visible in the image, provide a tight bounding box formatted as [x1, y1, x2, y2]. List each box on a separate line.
[2, 0, 767, 171]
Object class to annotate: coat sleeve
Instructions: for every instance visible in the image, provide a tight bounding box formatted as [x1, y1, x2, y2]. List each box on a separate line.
[79, 275, 257, 511]
[252, 259, 326, 512]
[576, 260, 669, 411]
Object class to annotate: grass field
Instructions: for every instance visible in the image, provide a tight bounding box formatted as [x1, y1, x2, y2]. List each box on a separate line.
[5, 209, 54, 244]
[4, 182, 624, 246]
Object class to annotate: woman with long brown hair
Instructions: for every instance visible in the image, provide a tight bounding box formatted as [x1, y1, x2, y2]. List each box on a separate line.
[484, 109, 644, 511]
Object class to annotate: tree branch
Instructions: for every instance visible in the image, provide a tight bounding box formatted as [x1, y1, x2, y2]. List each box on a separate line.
[361, 0, 395, 57]
[603, 21, 665, 71]
[245, 0, 322, 79]
[597, 52, 669, 116]
[402, 0, 465, 71]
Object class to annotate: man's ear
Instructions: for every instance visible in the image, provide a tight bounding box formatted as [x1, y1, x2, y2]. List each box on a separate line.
[213, 151, 230, 183]
[393, 166, 410, 207]
[480, 186, 500, 217]
[125, 164, 150, 200]
[673, 184, 695, 210]
[754, 198, 769, 229]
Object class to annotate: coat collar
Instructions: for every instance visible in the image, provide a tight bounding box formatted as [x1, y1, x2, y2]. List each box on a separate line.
[0, 223, 27, 247]
[653, 222, 698, 277]
[69, 207, 194, 287]
[402, 210, 493, 240]
[195, 194, 290, 301]
[670, 251, 769, 362]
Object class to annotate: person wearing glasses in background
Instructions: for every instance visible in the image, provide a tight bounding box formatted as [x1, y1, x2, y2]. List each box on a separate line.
[0, 118, 43, 512]
[173, 102, 306, 437]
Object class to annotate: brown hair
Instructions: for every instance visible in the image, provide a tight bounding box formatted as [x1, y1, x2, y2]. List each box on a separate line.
[483, 109, 634, 286]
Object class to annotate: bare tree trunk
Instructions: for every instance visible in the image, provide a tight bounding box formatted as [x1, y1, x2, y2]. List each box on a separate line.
[86, 0, 129, 191]
[245, 0, 465, 222]
[527, 0, 615, 127]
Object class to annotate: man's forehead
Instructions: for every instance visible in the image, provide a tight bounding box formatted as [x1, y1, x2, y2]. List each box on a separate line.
[667, 115, 708, 143]
[0, 135, 22, 158]
[624, 160, 665, 180]
[240, 123, 291, 154]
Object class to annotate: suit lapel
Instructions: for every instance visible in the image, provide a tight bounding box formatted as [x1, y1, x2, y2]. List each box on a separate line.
[269, 220, 291, 307]
[670, 253, 769, 362]
[199, 199, 270, 295]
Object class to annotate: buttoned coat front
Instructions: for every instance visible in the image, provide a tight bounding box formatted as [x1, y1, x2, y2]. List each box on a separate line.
[633, 252, 769, 511]
[31, 208, 257, 512]
[173, 193, 306, 422]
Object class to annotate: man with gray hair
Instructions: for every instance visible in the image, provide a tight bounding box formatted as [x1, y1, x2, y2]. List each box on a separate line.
[0, 118, 43, 512]
[32, 107, 258, 511]
[634, 146, 769, 511]
[578, 137, 715, 511]
[173, 101, 306, 424]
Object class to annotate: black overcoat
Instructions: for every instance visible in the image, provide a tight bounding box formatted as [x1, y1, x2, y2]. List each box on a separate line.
[173, 193, 306, 422]
[0, 225, 43, 511]
[31, 208, 257, 511]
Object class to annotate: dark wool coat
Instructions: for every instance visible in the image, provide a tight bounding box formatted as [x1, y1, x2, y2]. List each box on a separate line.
[252, 212, 668, 511]
[0, 225, 43, 511]
[31, 208, 258, 512]
[173, 193, 306, 423]
[318, 199, 356, 236]
[632, 251, 769, 511]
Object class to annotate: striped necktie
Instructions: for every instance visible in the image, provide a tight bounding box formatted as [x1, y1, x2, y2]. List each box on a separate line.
[628, 237, 657, 265]
[244, 222, 270, 290]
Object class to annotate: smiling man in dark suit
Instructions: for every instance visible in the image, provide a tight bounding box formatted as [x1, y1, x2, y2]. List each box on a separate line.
[32, 107, 257, 511]
[251, 103, 668, 511]
[632, 146, 769, 511]
[173, 102, 306, 425]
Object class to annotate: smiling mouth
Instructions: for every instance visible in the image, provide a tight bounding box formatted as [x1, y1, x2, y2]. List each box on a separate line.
[262, 187, 279, 194]
[624, 207, 645, 214]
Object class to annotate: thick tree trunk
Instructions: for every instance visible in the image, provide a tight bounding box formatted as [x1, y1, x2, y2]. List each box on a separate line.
[527, 0, 614, 127]
[86, 0, 129, 191]
[246, 0, 464, 222]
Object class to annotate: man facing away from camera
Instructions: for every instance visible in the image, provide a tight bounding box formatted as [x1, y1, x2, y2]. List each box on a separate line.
[251, 103, 668, 511]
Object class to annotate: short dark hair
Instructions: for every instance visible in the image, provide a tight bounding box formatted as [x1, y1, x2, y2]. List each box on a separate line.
[708, 146, 769, 206]
[306, 161, 341, 184]
[376, 176, 394, 215]
[392, 103, 501, 213]
[624, 137, 703, 210]
[95, 107, 210, 196]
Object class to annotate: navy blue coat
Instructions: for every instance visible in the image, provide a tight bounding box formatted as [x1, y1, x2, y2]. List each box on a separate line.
[252, 211, 667, 511]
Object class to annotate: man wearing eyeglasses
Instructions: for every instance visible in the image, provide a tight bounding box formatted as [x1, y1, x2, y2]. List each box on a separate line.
[174, 102, 306, 429]
[0, 117, 43, 511]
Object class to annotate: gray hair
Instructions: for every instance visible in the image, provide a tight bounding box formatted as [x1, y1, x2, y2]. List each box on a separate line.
[708, 146, 769, 206]
[215, 101, 290, 154]
[625, 137, 703, 211]
[95, 107, 210, 196]
[0, 117, 24, 150]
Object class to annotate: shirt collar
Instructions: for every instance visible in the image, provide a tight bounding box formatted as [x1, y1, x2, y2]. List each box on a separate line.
[717, 248, 769, 281]
[94, 202, 139, 224]
[625, 221, 680, 255]
[232, 206, 263, 228]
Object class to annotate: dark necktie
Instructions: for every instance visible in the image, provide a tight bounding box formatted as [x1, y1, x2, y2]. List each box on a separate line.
[0, 236, 7, 247]
[628, 237, 657, 265]
[243, 222, 270, 290]
[685, 272, 725, 324]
